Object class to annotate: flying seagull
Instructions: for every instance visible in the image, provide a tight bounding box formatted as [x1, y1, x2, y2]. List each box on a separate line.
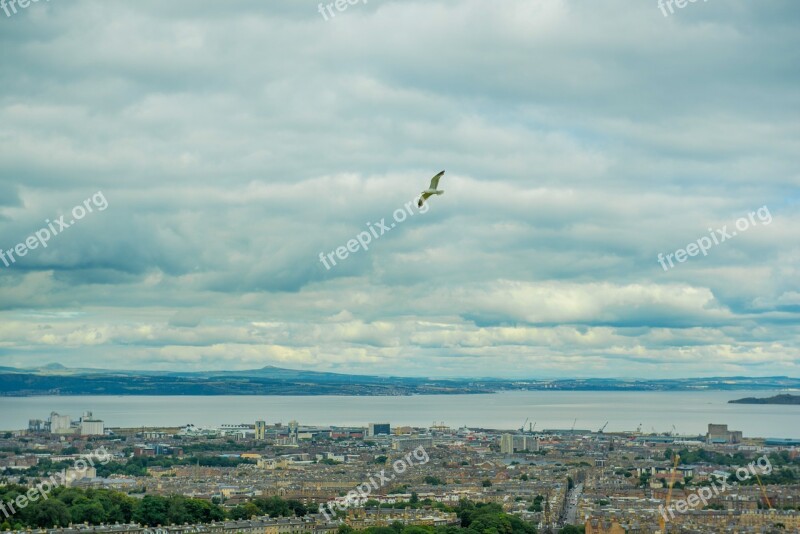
[417, 170, 445, 207]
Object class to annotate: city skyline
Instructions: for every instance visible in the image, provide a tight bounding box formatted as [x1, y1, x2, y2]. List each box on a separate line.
[3, 406, 797, 533]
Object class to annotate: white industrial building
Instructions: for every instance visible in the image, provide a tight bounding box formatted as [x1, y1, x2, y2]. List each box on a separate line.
[49, 412, 73, 434]
[79, 411, 105, 436]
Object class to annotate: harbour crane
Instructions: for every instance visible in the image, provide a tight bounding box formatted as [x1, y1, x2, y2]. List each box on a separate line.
[521, 417, 529, 433]
[598, 421, 608, 433]
[571, 418, 577, 432]
[530, 421, 536, 433]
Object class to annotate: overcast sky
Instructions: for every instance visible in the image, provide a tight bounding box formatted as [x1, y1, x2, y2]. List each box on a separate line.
[0, 0, 798, 378]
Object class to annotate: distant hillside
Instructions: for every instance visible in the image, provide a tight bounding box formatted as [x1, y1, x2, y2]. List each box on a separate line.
[0, 365, 798, 396]
[0, 365, 482, 396]
[729, 394, 800, 405]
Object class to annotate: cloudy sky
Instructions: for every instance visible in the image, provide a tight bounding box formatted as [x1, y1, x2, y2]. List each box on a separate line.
[0, 0, 798, 378]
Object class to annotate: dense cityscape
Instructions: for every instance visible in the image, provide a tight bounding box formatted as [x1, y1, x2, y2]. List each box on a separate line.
[1, 412, 798, 534]
[2, 4, 799, 534]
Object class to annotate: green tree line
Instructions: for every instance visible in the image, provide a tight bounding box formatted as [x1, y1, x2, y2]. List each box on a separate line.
[0, 486, 228, 530]
[2, 486, 536, 534]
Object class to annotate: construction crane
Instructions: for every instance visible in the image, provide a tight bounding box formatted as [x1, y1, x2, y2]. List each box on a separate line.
[598, 421, 608, 433]
[659, 453, 681, 533]
[753, 470, 773, 510]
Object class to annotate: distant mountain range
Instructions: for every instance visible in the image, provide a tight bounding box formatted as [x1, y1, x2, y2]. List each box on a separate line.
[1, 364, 799, 396]
[0, 364, 489, 396]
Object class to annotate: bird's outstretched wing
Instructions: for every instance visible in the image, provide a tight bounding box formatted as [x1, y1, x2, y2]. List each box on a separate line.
[418, 191, 437, 207]
[428, 170, 445, 190]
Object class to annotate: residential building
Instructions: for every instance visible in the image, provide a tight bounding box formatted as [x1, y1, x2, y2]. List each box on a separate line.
[368, 423, 391, 437]
[256, 420, 267, 440]
[392, 437, 433, 451]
